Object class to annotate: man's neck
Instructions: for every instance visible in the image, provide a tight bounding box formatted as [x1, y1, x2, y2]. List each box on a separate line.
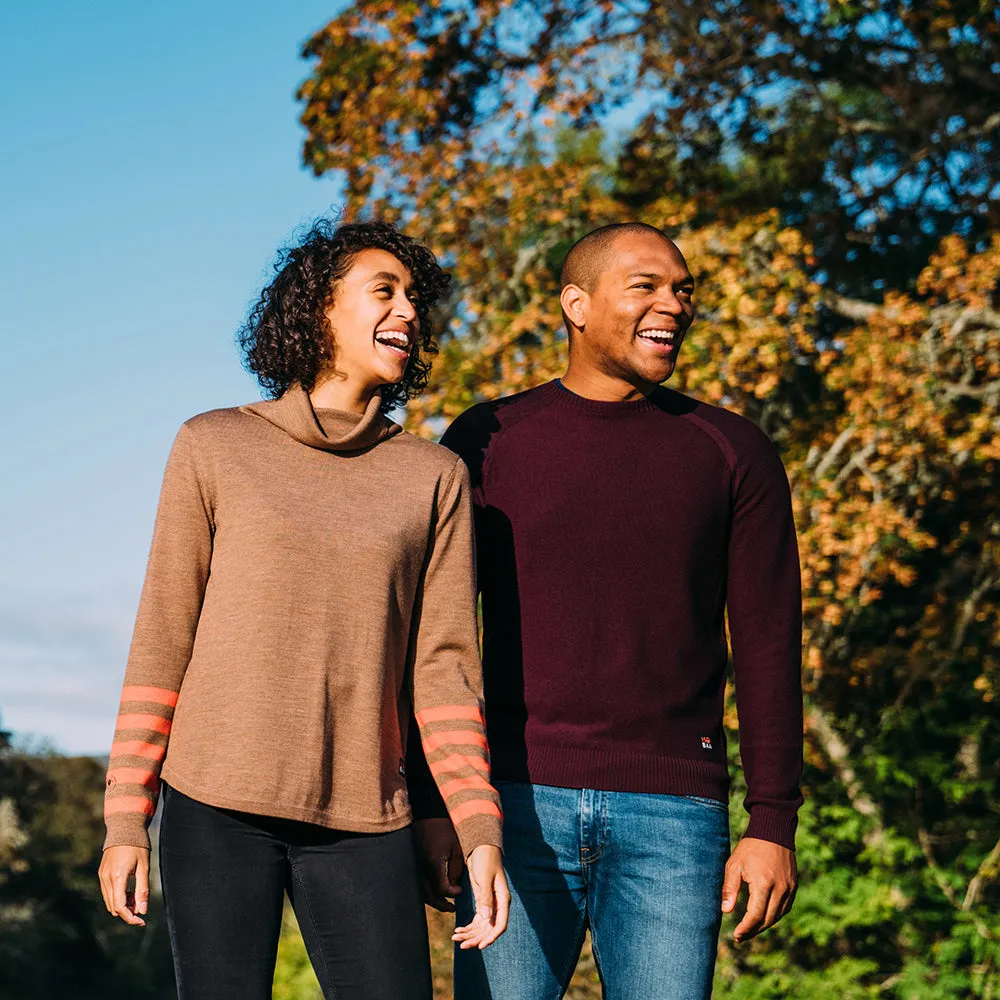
[560, 365, 655, 403]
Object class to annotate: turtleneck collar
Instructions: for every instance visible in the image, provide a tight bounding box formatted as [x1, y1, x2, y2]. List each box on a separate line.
[243, 383, 403, 453]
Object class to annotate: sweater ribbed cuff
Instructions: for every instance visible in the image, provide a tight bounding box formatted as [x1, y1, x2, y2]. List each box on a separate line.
[454, 814, 503, 858]
[743, 804, 798, 851]
[103, 816, 153, 853]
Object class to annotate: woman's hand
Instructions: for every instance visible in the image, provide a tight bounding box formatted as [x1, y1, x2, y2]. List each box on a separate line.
[452, 844, 509, 950]
[98, 845, 150, 926]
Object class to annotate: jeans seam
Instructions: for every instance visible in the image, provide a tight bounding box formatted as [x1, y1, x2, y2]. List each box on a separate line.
[557, 906, 590, 997]
[580, 788, 604, 866]
[589, 922, 607, 996]
[600, 790, 610, 856]
[158, 787, 189, 1000]
[289, 854, 338, 1000]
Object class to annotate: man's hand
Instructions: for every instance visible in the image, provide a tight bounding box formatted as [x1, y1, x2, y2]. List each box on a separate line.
[721, 837, 797, 942]
[412, 818, 465, 912]
[98, 846, 150, 927]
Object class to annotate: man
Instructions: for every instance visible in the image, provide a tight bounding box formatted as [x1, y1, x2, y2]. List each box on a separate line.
[411, 222, 802, 999]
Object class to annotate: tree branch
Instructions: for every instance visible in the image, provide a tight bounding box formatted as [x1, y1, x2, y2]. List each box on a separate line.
[950, 574, 998, 654]
[813, 424, 857, 479]
[964, 836, 1000, 911]
[919, 827, 961, 907]
[821, 292, 880, 322]
[809, 708, 883, 834]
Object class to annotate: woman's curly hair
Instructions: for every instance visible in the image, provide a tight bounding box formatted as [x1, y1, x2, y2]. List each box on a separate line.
[238, 218, 451, 414]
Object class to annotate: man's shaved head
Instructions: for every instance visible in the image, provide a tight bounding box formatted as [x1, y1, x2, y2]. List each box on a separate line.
[557, 220, 695, 391]
[560, 222, 677, 292]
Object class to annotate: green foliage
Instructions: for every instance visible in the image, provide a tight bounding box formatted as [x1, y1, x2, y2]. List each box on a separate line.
[0, 727, 174, 1000]
[717, 724, 1000, 998]
[273, 908, 323, 1000]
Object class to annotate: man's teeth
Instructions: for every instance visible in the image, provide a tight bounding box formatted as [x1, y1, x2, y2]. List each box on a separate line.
[638, 329, 676, 343]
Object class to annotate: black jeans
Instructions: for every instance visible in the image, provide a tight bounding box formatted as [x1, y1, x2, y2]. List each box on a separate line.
[158, 784, 432, 1000]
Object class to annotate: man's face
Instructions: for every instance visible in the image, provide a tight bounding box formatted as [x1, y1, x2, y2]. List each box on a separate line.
[572, 233, 695, 387]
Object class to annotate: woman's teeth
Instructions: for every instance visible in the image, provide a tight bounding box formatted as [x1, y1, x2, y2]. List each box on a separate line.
[375, 331, 410, 352]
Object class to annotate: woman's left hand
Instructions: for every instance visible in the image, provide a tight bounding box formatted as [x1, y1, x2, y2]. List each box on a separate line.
[451, 845, 509, 950]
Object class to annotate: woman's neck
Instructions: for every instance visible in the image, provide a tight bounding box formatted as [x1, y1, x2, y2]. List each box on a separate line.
[308, 374, 377, 415]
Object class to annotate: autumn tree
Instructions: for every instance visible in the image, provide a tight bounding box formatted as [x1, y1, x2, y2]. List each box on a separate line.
[299, 0, 1000, 297]
[297, 2, 1000, 995]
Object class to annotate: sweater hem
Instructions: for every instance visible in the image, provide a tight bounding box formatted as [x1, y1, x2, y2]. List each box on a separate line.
[493, 743, 731, 801]
[161, 768, 414, 835]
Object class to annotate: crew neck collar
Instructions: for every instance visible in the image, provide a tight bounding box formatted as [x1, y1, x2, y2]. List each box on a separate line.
[549, 379, 661, 415]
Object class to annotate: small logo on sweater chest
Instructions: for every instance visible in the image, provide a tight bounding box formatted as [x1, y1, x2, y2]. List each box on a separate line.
[700, 736, 713, 750]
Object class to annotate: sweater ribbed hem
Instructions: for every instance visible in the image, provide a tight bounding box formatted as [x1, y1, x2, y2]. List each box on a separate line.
[494, 743, 730, 802]
[492, 744, 799, 849]
[160, 769, 415, 836]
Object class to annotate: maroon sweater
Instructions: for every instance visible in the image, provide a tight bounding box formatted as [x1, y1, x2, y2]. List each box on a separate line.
[412, 379, 803, 849]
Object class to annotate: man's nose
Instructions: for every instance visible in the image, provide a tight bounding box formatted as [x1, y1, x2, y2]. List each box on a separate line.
[653, 291, 685, 316]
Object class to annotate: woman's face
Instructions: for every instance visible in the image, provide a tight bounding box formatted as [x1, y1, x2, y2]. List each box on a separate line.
[323, 248, 420, 393]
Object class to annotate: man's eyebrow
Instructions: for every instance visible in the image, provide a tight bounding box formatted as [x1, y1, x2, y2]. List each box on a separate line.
[625, 270, 695, 284]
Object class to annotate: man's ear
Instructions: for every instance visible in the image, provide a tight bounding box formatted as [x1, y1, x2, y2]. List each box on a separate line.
[560, 284, 588, 331]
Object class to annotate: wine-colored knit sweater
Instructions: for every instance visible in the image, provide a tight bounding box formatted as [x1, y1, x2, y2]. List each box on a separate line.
[103, 385, 502, 857]
[416, 379, 803, 849]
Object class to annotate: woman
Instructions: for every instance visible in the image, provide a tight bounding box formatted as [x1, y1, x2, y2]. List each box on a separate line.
[97, 219, 508, 999]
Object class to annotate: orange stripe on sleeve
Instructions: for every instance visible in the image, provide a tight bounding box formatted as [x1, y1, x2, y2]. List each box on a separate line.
[429, 754, 490, 778]
[437, 772, 496, 801]
[120, 685, 179, 708]
[115, 713, 172, 736]
[104, 796, 156, 818]
[449, 799, 503, 826]
[416, 705, 484, 727]
[421, 729, 488, 754]
[110, 740, 167, 762]
[107, 767, 158, 789]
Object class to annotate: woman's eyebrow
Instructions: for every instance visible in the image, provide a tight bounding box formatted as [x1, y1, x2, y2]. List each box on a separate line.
[370, 270, 417, 292]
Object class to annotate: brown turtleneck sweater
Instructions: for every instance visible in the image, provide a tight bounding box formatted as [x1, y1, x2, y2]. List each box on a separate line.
[103, 386, 502, 857]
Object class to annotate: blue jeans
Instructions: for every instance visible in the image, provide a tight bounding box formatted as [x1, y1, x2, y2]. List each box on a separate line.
[455, 782, 730, 1000]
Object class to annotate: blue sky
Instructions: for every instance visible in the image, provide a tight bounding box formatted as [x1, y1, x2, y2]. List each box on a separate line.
[0, 1, 351, 752]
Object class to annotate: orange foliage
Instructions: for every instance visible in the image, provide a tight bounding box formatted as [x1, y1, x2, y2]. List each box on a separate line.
[298, 0, 1000, 842]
